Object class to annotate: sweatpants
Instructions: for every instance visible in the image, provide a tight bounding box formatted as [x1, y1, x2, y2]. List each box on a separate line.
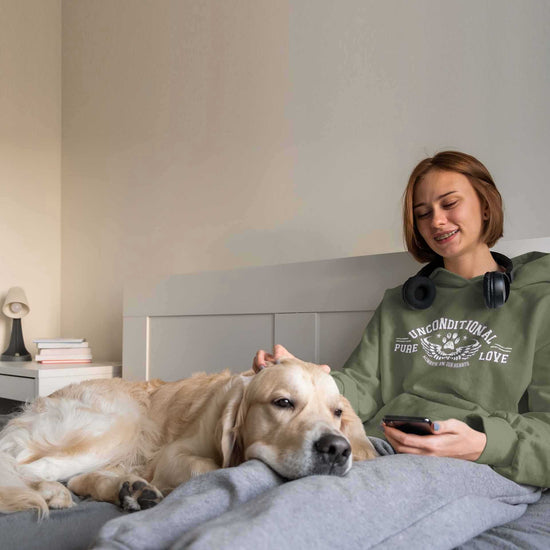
[94, 438, 541, 550]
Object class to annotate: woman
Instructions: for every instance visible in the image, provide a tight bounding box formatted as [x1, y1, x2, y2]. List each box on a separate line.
[255, 152, 550, 485]
[205, 151, 549, 549]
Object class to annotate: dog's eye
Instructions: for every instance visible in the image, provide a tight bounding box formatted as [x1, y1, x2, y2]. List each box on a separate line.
[273, 398, 294, 409]
[334, 409, 343, 418]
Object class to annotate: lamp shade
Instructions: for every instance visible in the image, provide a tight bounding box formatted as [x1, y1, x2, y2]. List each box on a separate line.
[2, 287, 30, 319]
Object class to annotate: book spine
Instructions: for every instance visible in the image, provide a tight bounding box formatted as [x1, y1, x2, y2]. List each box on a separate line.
[34, 354, 92, 361]
[38, 348, 92, 356]
[36, 342, 89, 349]
[37, 359, 93, 364]
[33, 338, 86, 344]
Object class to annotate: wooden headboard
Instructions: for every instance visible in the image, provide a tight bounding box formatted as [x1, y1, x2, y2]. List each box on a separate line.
[122, 238, 550, 381]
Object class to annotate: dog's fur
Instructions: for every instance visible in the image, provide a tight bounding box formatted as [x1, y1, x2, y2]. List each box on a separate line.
[0, 358, 377, 517]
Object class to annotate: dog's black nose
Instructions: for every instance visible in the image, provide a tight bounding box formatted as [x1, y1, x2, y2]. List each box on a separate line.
[314, 434, 351, 467]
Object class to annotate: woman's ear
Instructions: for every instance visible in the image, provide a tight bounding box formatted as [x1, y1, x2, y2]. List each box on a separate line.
[339, 396, 378, 460]
[217, 376, 250, 468]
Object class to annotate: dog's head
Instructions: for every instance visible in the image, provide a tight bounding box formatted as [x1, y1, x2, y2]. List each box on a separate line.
[219, 358, 377, 479]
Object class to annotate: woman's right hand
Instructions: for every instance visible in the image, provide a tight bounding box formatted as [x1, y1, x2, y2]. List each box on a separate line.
[252, 344, 331, 374]
[253, 344, 296, 372]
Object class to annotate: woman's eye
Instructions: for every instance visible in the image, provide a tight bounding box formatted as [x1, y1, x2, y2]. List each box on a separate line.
[443, 201, 458, 209]
[273, 398, 294, 409]
[416, 211, 430, 220]
[335, 409, 343, 418]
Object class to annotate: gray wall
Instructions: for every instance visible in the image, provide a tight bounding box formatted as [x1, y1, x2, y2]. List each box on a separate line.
[57, 0, 550, 361]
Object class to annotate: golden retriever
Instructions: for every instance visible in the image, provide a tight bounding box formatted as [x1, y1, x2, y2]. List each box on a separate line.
[0, 358, 377, 517]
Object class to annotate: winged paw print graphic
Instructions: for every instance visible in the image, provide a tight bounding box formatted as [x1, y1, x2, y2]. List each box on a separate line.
[420, 332, 482, 361]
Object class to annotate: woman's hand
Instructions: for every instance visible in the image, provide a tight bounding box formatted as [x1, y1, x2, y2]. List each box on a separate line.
[252, 344, 331, 374]
[253, 345, 296, 372]
[382, 418, 487, 462]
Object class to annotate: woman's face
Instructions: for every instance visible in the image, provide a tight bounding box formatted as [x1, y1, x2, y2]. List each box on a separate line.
[413, 170, 487, 261]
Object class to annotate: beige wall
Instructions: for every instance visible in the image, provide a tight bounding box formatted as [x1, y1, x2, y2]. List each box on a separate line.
[4, 1, 548, 363]
[0, 0, 61, 356]
[61, 0, 550, 362]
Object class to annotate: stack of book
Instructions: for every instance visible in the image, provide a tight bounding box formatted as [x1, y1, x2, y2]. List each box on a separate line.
[33, 338, 92, 364]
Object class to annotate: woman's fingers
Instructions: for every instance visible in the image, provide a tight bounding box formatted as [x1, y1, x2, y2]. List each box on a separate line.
[253, 345, 330, 373]
[383, 420, 487, 461]
[253, 347, 287, 372]
[252, 350, 268, 372]
[273, 344, 294, 360]
[383, 425, 435, 453]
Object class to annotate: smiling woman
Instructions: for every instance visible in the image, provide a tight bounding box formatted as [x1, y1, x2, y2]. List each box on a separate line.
[251, 151, 550, 548]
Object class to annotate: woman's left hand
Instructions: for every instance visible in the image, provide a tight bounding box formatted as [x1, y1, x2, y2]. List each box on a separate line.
[383, 418, 487, 462]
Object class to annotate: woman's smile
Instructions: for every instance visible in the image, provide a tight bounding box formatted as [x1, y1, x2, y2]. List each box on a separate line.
[434, 228, 459, 243]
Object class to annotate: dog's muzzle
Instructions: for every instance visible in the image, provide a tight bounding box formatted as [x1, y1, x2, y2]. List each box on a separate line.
[312, 433, 351, 475]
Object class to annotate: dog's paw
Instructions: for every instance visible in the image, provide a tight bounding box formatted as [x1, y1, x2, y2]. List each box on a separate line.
[118, 479, 163, 512]
[35, 481, 75, 510]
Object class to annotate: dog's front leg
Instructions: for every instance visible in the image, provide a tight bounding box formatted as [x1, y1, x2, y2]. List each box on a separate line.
[149, 441, 220, 494]
[68, 470, 163, 512]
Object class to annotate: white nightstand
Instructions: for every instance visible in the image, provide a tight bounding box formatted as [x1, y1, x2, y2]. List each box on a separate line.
[0, 361, 122, 401]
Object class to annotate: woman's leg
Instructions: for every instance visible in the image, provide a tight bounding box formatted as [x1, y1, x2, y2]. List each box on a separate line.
[172, 454, 540, 550]
[94, 438, 390, 549]
[94, 439, 540, 550]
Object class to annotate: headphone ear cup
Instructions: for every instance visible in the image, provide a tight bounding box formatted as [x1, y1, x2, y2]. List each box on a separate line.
[402, 276, 436, 310]
[483, 272, 511, 309]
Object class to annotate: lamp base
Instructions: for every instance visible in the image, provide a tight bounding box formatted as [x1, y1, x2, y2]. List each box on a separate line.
[1, 318, 32, 362]
[0, 353, 32, 362]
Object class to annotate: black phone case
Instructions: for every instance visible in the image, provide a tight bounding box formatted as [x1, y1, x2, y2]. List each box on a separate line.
[383, 415, 433, 435]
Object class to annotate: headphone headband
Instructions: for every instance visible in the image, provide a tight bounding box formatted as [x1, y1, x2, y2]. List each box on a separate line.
[402, 252, 513, 310]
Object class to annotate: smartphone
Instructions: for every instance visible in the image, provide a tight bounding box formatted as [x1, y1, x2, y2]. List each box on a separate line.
[382, 415, 433, 436]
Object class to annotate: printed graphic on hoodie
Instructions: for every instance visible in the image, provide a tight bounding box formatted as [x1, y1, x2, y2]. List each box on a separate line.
[393, 316, 513, 368]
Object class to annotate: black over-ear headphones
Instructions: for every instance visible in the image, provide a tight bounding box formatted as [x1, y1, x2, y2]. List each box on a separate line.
[402, 252, 513, 310]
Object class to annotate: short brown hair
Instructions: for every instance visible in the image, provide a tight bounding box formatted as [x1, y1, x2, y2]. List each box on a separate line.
[403, 151, 504, 263]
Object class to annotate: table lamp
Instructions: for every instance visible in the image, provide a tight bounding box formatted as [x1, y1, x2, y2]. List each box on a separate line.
[1, 286, 32, 361]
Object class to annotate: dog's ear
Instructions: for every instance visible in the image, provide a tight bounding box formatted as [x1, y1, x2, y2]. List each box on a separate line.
[339, 396, 378, 460]
[217, 376, 250, 468]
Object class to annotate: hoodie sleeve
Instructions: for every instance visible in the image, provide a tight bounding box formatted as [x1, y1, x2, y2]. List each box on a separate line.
[331, 304, 383, 423]
[472, 340, 550, 487]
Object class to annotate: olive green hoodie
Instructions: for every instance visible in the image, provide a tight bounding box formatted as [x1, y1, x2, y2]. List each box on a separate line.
[332, 251, 550, 487]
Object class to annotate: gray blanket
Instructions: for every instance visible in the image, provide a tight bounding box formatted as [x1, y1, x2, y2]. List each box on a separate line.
[93, 439, 541, 550]
[1, 407, 547, 550]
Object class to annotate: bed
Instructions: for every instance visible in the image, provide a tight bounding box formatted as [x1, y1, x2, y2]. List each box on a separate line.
[2, 240, 550, 549]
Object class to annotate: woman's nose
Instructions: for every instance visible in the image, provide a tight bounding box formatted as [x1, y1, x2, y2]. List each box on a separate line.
[431, 208, 447, 227]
